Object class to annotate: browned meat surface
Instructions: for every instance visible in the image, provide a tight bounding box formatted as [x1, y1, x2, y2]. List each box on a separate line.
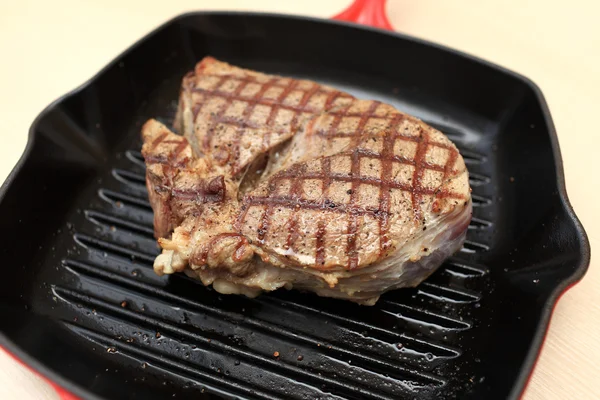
[174, 57, 354, 176]
[141, 57, 472, 305]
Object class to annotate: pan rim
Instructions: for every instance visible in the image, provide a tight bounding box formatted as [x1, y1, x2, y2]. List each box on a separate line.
[0, 11, 590, 400]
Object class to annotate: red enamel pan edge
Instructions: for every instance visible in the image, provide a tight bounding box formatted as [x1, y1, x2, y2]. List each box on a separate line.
[3, 349, 79, 400]
[516, 278, 588, 399]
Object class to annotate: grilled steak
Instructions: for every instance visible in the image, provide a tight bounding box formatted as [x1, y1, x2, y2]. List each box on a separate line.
[141, 57, 472, 305]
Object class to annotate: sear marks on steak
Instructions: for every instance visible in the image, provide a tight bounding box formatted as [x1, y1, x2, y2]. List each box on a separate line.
[174, 56, 354, 176]
[141, 57, 472, 305]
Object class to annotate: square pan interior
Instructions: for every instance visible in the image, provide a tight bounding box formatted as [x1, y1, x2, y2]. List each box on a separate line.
[0, 12, 589, 400]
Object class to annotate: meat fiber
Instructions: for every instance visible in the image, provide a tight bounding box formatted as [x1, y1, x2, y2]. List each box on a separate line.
[141, 57, 471, 305]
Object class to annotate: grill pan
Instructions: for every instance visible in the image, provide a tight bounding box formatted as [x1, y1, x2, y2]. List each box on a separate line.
[0, 7, 590, 400]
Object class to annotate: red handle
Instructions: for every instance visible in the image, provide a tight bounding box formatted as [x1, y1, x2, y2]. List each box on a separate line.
[332, 0, 394, 31]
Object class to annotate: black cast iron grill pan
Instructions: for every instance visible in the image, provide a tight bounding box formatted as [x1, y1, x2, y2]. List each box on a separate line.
[0, 11, 589, 400]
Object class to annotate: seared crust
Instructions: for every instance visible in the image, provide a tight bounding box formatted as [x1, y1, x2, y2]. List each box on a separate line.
[142, 57, 472, 303]
[141, 119, 226, 238]
[238, 100, 469, 270]
[175, 57, 354, 175]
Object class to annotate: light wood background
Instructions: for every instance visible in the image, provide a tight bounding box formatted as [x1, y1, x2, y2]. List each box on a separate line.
[0, 1, 598, 399]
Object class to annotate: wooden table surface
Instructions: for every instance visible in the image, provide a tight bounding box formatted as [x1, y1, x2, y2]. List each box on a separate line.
[0, 1, 598, 399]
